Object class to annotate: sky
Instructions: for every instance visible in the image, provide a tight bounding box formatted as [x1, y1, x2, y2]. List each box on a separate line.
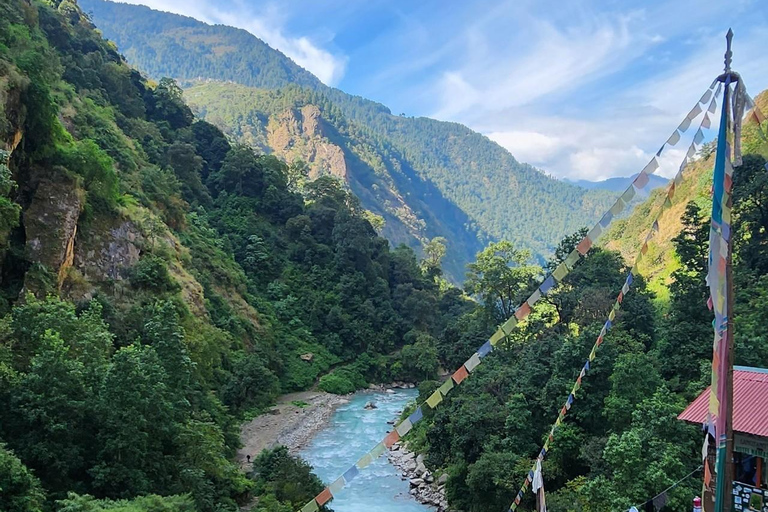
[113, 0, 767, 181]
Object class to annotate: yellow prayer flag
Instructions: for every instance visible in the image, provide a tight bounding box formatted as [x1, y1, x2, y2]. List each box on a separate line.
[426, 390, 442, 409]
[356, 453, 374, 469]
[552, 263, 568, 282]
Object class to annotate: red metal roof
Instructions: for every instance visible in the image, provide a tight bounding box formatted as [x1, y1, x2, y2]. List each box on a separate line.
[678, 367, 768, 438]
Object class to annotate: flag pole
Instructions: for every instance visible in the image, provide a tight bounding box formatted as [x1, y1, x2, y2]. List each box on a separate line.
[712, 28, 738, 512]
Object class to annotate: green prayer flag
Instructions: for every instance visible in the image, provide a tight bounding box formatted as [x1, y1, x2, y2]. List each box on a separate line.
[301, 500, 319, 512]
[370, 443, 386, 459]
[439, 378, 454, 396]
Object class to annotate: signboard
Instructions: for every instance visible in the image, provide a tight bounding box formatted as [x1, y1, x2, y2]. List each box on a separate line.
[735, 433, 768, 459]
[732, 482, 768, 512]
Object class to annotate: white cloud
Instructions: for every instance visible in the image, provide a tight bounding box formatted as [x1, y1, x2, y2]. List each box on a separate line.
[487, 131, 561, 165]
[112, 0, 347, 85]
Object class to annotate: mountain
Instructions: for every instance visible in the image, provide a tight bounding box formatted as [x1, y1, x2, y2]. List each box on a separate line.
[79, 0, 617, 276]
[0, 0, 474, 508]
[567, 173, 668, 195]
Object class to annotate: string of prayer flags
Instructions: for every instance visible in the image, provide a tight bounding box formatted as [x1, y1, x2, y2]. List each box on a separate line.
[506, 85, 721, 512]
[296, 80, 722, 512]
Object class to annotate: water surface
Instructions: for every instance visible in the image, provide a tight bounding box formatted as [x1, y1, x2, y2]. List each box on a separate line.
[300, 389, 433, 512]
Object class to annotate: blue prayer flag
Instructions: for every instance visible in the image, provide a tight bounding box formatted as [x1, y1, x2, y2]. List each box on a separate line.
[540, 275, 556, 294]
[343, 465, 360, 483]
[408, 407, 424, 425]
[478, 340, 493, 358]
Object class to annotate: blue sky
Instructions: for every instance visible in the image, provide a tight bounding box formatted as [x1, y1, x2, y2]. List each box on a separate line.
[116, 0, 767, 181]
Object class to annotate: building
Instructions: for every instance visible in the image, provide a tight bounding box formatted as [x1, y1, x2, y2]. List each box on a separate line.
[678, 366, 768, 511]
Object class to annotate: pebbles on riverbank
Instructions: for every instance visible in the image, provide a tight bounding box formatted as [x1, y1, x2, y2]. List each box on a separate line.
[238, 391, 348, 466]
[388, 442, 450, 511]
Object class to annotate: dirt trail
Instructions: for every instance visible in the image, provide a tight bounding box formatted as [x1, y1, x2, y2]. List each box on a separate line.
[237, 390, 348, 467]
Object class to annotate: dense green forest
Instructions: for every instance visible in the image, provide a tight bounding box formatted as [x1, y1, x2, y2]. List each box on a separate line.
[0, 1, 472, 509]
[2, 1, 768, 512]
[396, 130, 768, 510]
[78, 0, 618, 273]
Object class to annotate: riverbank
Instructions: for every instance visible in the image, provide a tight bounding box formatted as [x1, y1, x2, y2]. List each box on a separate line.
[388, 442, 450, 511]
[237, 390, 349, 466]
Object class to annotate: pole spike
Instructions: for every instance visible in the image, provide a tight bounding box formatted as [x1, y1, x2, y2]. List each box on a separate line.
[724, 29, 733, 74]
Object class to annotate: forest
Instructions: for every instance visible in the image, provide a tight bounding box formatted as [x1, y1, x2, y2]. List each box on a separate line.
[1, 1, 767, 512]
[79, 0, 618, 267]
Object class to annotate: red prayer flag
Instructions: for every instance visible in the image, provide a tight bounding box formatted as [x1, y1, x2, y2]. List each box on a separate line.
[515, 302, 531, 321]
[315, 488, 333, 506]
[576, 237, 592, 255]
[383, 430, 400, 448]
[453, 365, 469, 384]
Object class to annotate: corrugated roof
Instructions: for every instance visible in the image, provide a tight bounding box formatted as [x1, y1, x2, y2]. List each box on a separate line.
[678, 367, 768, 438]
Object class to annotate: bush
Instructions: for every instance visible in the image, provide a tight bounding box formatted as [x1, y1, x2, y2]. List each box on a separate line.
[317, 366, 367, 395]
[128, 255, 178, 292]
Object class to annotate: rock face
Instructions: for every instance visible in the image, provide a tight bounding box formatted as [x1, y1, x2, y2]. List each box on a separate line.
[74, 218, 143, 283]
[22, 171, 84, 294]
[267, 105, 348, 181]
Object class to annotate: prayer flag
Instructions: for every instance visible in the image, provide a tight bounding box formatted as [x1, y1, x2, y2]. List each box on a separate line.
[666, 130, 681, 146]
[452, 365, 469, 384]
[703, 113, 712, 129]
[640, 158, 659, 175]
[587, 224, 603, 242]
[610, 198, 626, 216]
[489, 329, 505, 346]
[515, 302, 531, 320]
[343, 465, 360, 483]
[633, 172, 649, 189]
[409, 406, 424, 425]
[315, 488, 333, 506]
[540, 275, 556, 294]
[438, 378, 454, 397]
[301, 499, 320, 512]
[679, 117, 692, 132]
[552, 263, 568, 282]
[621, 186, 636, 203]
[478, 340, 493, 358]
[687, 103, 703, 121]
[576, 237, 592, 255]
[700, 89, 713, 104]
[370, 442, 386, 459]
[356, 453, 374, 469]
[564, 249, 580, 269]
[383, 430, 400, 448]
[527, 289, 542, 308]
[694, 128, 705, 145]
[599, 212, 613, 228]
[464, 352, 481, 373]
[396, 418, 413, 437]
[329, 476, 345, 495]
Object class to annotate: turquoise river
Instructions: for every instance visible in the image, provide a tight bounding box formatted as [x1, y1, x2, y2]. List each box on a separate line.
[300, 389, 433, 512]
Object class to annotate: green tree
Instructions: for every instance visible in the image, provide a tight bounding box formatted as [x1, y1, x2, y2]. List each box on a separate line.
[465, 240, 541, 321]
[0, 443, 46, 512]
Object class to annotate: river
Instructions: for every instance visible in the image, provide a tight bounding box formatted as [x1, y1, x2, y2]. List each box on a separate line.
[300, 389, 434, 512]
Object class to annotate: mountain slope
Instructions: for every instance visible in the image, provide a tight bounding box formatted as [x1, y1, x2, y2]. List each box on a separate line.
[80, 0, 616, 270]
[567, 173, 668, 194]
[183, 81, 484, 280]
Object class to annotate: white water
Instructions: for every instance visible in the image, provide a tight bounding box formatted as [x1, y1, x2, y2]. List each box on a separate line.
[300, 389, 433, 512]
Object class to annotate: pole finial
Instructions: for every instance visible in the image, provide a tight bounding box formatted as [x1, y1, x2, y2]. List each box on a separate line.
[724, 28, 733, 73]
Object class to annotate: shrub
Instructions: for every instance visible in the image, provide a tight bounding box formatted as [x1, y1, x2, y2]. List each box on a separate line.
[128, 254, 178, 292]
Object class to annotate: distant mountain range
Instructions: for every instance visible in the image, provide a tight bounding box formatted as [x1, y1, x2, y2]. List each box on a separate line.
[566, 174, 669, 195]
[80, 0, 617, 278]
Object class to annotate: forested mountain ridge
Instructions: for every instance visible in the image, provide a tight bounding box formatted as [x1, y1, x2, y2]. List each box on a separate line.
[79, 0, 617, 271]
[0, 0, 474, 509]
[183, 81, 484, 280]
